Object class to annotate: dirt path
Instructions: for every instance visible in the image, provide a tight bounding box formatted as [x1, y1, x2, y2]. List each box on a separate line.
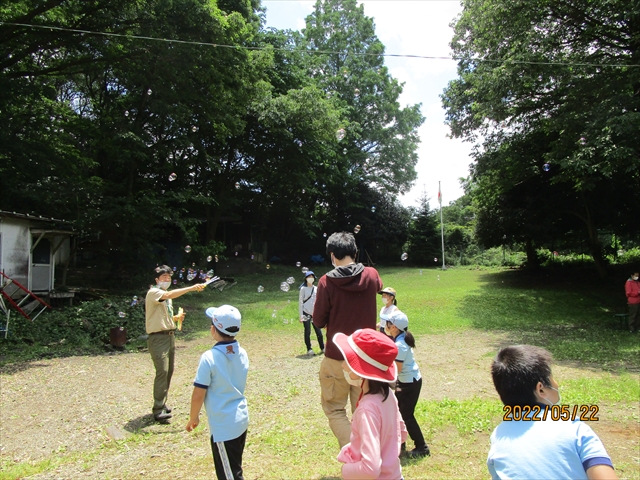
[1, 329, 637, 479]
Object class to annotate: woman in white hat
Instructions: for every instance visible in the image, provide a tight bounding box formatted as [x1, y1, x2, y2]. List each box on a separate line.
[378, 287, 399, 335]
[334, 329, 408, 480]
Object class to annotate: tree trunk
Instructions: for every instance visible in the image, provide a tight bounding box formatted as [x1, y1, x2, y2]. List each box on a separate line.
[524, 238, 539, 268]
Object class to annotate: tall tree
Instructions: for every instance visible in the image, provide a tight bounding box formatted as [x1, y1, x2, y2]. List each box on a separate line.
[406, 195, 441, 266]
[442, 0, 640, 276]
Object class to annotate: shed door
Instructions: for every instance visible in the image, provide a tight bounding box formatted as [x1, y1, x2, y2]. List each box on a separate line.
[31, 238, 52, 291]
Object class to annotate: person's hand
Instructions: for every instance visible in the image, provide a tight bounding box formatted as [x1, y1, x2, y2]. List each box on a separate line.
[300, 316, 305, 323]
[186, 418, 199, 432]
[191, 283, 207, 293]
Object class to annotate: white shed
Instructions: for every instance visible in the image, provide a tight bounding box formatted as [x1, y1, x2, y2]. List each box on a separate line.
[0, 211, 74, 293]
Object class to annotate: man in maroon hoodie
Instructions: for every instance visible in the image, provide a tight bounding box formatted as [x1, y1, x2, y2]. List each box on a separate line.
[313, 232, 383, 447]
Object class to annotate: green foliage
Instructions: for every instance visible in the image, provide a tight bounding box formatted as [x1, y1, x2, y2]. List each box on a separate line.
[406, 195, 441, 266]
[3, 297, 146, 356]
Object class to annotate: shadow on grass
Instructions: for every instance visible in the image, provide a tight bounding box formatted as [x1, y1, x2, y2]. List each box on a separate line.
[459, 269, 638, 371]
[123, 414, 182, 434]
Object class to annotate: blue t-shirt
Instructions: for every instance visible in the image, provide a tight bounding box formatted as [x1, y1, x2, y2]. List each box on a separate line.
[193, 340, 249, 442]
[394, 332, 421, 383]
[488, 408, 613, 480]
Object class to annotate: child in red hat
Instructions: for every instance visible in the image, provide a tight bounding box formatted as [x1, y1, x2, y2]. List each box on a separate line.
[333, 329, 408, 480]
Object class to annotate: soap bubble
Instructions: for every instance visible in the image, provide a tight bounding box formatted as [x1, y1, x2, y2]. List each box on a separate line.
[257, 285, 264, 293]
[169, 173, 177, 181]
[124, 110, 129, 117]
[354, 225, 361, 234]
[296, 261, 301, 267]
[343, 148, 347, 154]
[187, 273, 196, 281]
[434, 257, 438, 262]
[371, 206, 376, 213]
[286, 277, 295, 284]
[172, 279, 177, 285]
[192, 126, 197, 132]
[301, 267, 309, 274]
[172, 266, 177, 271]
[354, 88, 360, 97]
[235, 182, 240, 189]
[543, 163, 550, 172]
[147, 89, 152, 96]
[280, 282, 290, 292]
[184, 245, 192, 253]
[207, 255, 212, 262]
[251, 254, 255, 260]
[235, 252, 238, 256]
[118, 311, 126, 318]
[266, 264, 271, 270]
[272, 310, 276, 318]
[323, 233, 327, 238]
[336, 128, 346, 141]
[401, 252, 408, 261]
[215, 255, 219, 262]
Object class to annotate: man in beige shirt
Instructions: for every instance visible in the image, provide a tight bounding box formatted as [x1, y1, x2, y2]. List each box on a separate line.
[146, 265, 206, 422]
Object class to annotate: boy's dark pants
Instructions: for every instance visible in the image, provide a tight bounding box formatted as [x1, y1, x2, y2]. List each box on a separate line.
[395, 377, 426, 449]
[303, 314, 325, 350]
[210, 430, 247, 480]
[629, 303, 640, 332]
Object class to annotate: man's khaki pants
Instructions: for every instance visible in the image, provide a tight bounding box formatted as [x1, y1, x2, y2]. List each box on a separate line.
[148, 333, 175, 415]
[319, 356, 361, 448]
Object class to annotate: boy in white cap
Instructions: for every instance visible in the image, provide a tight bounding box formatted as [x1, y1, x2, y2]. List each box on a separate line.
[186, 305, 249, 480]
[334, 328, 408, 480]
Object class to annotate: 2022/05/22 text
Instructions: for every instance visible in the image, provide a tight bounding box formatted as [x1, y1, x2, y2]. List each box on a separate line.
[503, 405, 599, 421]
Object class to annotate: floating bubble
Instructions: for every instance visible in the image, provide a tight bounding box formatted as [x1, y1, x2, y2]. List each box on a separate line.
[371, 206, 376, 213]
[343, 148, 347, 154]
[215, 255, 219, 262]
[173, 279, 177, 285]
[434, 257, 438, 262]
[251, 254, 254, 260]
[354, 225, 361, 234]
[437, 275, 440, 281]
[118, 311, 126, 318]
[207, 255, 212, 262]
[401, 252, 408, 261]
[301, 267, 309, 274]
[336, 128, 346, 141]
[420, 270, 423, 275]
[184, 245, 192, 253]
[257, 285, 264, 293]
[266, 264, 271, 270]
[542, 163, 550, 172]
[172, 266, 177, 271]
[301, 189, 305, 194]
[168, 172, 177, 182]
[354, 88, 360, 97]
[579, 137, 586, 145]
[192, 126, 197, 132]
[323, 233, 327, 238]
[235, 182, 240, 189]
[124, 110, 129, 117]
[280, 282, 290, 292]
[235, 252, 238, 256]
[271, 311, 277, 318]
[147, 89, 152, 96]
[296, 261, 301, 267]
[187, 273, 196, 281]
[286, 277, 295, 284]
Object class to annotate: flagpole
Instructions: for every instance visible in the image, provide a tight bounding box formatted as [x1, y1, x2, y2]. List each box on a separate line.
[439, 181, 445, 270]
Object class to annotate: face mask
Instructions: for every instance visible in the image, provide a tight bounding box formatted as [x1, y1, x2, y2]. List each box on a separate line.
[343, 369, 362, 387]
[306, 277, 314, 284]
[634, 276, 639, 281]
[157, 281, 171, 290]
[543, 386, 561, 406]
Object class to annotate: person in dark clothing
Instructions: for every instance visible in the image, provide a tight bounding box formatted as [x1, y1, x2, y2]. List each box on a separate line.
[313, 232, 383, 447]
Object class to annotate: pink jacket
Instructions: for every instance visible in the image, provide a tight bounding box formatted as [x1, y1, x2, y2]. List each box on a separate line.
[626, 278, 640, 305]
[338, 393, 408, 480]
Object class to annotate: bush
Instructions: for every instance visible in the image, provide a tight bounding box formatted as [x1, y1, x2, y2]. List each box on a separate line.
[4, 296, 146, 348]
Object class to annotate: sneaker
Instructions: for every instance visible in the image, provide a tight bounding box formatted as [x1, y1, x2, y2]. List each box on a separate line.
[307, 349, 315, 356]
[407, 445, 430, 458]
[153, 411, 172, 422]
[163, 404, 172, 414]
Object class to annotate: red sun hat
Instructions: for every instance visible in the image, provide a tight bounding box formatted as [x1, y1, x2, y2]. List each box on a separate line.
[333, 329, 398, 383]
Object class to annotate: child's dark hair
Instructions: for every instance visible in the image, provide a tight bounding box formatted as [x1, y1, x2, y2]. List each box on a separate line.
[392, 298, 398, 306]
[491, 345, 553, 407]
[326, 232, 357, 260]
[214, 327, 237, 341]
[365, 379, 390, 402]
[402, 329, 415, 348]
[154, 265, 173, 280]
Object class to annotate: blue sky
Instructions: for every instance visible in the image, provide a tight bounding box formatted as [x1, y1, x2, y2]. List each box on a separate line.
[262, 0, 472, 207]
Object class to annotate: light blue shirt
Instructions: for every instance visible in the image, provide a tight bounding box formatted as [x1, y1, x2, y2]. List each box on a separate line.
[394, 332, 421, 383]
[488, 409, 612, 480]
[193, 340, 249, 442]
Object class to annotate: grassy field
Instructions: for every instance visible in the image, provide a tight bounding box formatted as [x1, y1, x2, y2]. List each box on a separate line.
[1, 266, 638, 479]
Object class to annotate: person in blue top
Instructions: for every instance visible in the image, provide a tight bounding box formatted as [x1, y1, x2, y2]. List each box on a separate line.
[488, 345, 617, 480]
[186, 305, 249, 480]
[385, 311, 430, 458]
